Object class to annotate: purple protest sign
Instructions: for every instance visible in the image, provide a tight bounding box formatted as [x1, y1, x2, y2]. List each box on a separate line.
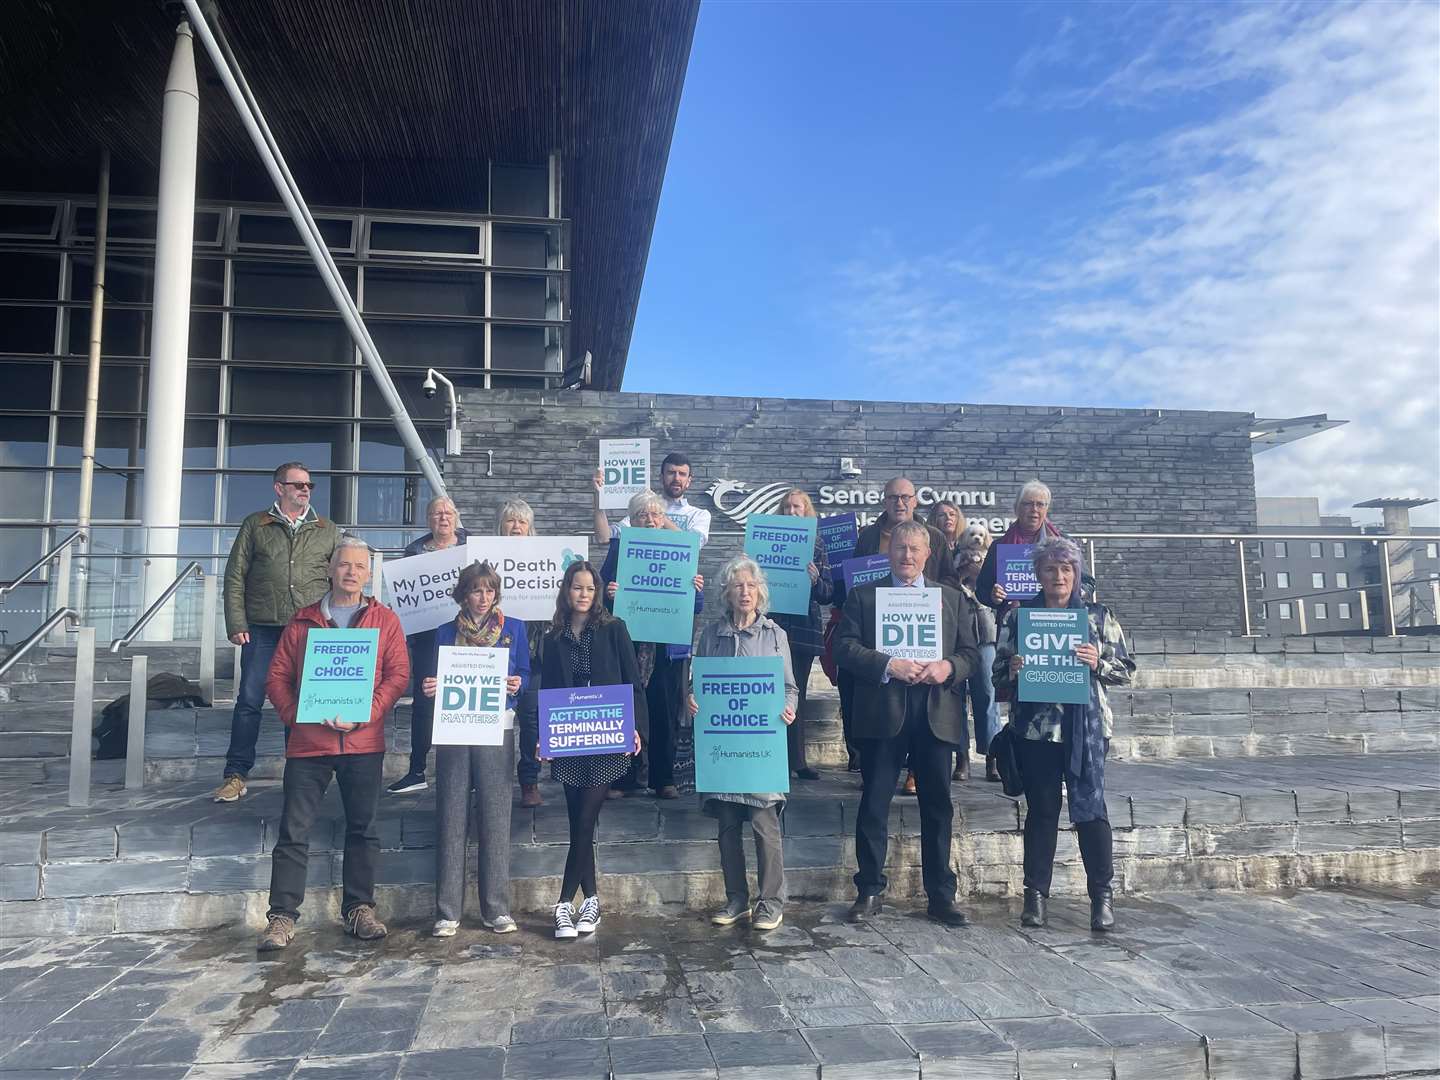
[997, 543, 1039, 598]
[841, 554, 892, 592]
[539, 683, 635, 758]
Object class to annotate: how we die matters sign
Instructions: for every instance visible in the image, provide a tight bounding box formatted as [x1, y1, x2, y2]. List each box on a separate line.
[432, 646, 510, 746]
[598, 438, 650, 510]
[874, 587, 943, 662]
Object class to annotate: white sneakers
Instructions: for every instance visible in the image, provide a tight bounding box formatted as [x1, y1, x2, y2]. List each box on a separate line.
[555, 897, 601, 939]
[431, 919, 459, 938]
[575, 895, 601, 934]
[554, 902, 578, 940]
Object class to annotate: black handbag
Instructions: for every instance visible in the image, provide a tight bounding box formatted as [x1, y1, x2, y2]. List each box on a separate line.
[986, 722, 1025, 798]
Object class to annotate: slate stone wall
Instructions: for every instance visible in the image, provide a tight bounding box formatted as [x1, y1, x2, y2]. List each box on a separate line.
[447, 390, 1261, 633]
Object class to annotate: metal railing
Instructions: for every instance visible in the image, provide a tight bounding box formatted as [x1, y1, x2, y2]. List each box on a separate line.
[109, 561, 204, 653]
[0, 530, 84, 609]
[0, 606, 78, 681]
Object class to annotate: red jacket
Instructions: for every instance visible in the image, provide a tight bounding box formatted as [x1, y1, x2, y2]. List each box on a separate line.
[266, 596, 410, 758]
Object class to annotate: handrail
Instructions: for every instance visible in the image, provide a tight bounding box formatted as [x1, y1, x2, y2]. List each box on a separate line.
[109, 562, 203, 653]
[0, 607, 78, 680]
[0, 531, 84, 604]
[1068, 531, 1429, 543]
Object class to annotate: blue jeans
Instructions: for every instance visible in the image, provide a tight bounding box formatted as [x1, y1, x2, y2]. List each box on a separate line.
[966, 643, 999, 754]
[223, 623, 284, 779]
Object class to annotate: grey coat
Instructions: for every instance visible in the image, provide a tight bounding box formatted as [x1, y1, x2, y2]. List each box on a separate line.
[695, 614, 800, 811]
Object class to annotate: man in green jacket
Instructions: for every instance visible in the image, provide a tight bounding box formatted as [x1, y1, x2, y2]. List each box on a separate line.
[213, 462, 340, 802]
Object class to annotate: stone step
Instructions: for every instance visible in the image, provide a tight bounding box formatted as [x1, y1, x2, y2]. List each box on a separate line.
[1128, 632, 1440, 657]
[1, 752, 1436, 938]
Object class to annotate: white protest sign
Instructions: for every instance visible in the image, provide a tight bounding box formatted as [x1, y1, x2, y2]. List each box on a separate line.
[464, 536, 589, 622]
[599, 438, 650, 510]
[875, 587, 943, 662]
[433, 646, 510, 746]
[381, 545, 468, 636]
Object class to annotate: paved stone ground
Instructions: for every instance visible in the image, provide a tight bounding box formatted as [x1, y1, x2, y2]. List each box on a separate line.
[0, 886, 1436, 1079]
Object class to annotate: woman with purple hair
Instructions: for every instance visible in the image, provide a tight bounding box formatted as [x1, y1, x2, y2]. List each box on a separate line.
[993, 535, 1135, 932]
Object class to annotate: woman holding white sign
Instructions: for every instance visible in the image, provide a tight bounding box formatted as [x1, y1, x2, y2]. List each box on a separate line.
[992, 536, 1135, 932]
[540, 560, 648, 940]
[423, 561, 530, 938]
[688, 556, 799, 932]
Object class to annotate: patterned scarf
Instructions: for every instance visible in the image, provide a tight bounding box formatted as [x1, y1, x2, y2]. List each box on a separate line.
[455, 606, 506, 647]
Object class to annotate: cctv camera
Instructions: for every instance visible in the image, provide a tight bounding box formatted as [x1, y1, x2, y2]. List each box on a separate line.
[421, 374, 437, 399]
[839, 457, 863, 478]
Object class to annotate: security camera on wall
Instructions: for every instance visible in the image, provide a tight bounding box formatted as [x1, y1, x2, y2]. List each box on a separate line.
[422, 373, 438, 399]
[839, 457, 863, 478]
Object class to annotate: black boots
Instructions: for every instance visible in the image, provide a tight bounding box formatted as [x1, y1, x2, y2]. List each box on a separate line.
[1021, 888, 1046, 927]
[1089, 885, 1115, 932]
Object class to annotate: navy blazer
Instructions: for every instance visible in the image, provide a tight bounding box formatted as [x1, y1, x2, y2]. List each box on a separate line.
[434, 615, 530, 710]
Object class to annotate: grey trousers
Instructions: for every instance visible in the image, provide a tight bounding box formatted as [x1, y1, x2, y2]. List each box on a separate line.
[716, 801, 785, 906]
[434, 731, 514, 923]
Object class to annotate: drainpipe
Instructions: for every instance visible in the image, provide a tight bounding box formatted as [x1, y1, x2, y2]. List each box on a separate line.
[73, 148, 111, 624]
[138, 22, 199, 641]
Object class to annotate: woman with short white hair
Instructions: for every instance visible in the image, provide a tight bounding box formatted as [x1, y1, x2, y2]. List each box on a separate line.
[687, 556, 798, 931]
[976, 478, 1081, 611]
[497, 498, 535, 536]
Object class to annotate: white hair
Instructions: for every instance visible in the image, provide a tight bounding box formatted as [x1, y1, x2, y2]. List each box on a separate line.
[497, 498, 534, 532]
[1015, 479, 1052, 513]
[426, 495, 462, 527]
[330, 534, 372, 568]
[628, 490, 666, 518]
[718, 555, 771, 618]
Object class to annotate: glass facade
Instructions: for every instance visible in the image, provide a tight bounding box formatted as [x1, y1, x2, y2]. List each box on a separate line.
[0, 162, 567, 638]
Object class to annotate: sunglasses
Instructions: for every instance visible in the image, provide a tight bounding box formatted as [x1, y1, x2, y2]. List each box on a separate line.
[281, 481, 316, 490]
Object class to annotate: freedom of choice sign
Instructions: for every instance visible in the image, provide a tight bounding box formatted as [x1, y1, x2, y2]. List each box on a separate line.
[743, 513, 816, 616]
[381, 545, 466, 636]
[463, 536, 588, 622]
[598, 438, 650, 510]
[693, 656, 788, 794]
[874, 588, 943, 662]
[539, 685, 635, 757]
[297, 628, 379, 725]
[432, 646, 509, 746]
[614, 527, 700, 645]
[1017, 608, 1091, 704]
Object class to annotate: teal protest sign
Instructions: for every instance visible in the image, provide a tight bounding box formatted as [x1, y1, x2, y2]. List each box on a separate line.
[1017, 608, 1091, 704]
[613, 527, 700, 645]
[297, 628, 379, 724]
[693, 656, 789, 794]
[744, 514, 816, 616]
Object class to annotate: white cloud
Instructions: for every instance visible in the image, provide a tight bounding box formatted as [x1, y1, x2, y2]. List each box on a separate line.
[838, 1, 1440, 524]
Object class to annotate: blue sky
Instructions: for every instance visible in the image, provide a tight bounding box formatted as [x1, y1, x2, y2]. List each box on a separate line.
[625, 1, 1440, 525]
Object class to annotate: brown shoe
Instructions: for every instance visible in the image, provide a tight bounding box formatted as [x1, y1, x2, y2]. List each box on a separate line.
[520, 784, 543, 808]
[212, 775, 247, 803]
[257, 914, 295, 952]
[344, 904, 388, 941]
[901, 772, 917, 796]
[655, 785, 679, 800]
[953, 754, 971, 782]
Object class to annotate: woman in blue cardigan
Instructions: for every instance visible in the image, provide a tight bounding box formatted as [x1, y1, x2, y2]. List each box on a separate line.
[422, 560, 529, 938]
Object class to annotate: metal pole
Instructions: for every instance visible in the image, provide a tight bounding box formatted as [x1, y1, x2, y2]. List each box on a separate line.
[180, 0, 447, 500]
[1084, 539, 1097, 599]
[1359, 590, 1370, 631]
[49, 545, 74, 644]
[1296, 598, 1308, 636]
[124, 653, 148, 789]
[68, 627, 96, 807]
[1236, 540, 1254, 637]
[74, 148, 111, 621]
[1379, 540, 1397, 636]
[199, 572, 217, 703]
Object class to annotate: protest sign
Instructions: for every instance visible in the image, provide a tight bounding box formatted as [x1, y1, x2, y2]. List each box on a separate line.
[1017, 608, 1091, 704]
[997, 543, 1040, 599]
[297, 628, 379, 725]
[613, 527, 700, 645]
[598, 438, 650, 510]
[432, 646, 509, 746]
[463, 536, 588, 622]
[693, 656, 789, 794]
[818, 512, 858, 574]
[381, 545, 467, 636]
[841, 554, 892, 592]
[744, 513, 816, 616]
[875, 587, 943, 662]
[539, 684, 635, 757]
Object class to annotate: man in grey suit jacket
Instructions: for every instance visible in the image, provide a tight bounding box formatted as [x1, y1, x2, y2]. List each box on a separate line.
[836, 520, 980, 926]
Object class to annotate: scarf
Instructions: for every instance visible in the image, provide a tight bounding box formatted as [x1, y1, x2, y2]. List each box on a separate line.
[1019, 588, 1101, 784]
[455, 606, 506, 648]
[998, 517, 1064, 546]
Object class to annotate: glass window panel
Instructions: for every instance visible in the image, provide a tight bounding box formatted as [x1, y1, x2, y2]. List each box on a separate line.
[0, 253, 61, 301]
[369, 220, 480, 255]
[1273, 542, 1287, 558]
[1308, 542, 1323, 558]
[490, 164, 549, 217]
[1311, 572, 1325, 589]
[0, 524, 44, 576]
[489, 373, 549, 388]
[491, 226, 548, 268]
[235, 213, 353, 250]
[2, 361, 56, 410]
[367, 320, 483, 369]
[491, 275, 548, 319]
[50, 469, 142, 521]
[360, 373, 451, 421]
[181, 472, 216, 521]
[57, 364, 218, 414]
[74, 206, 157, 242]
[491, 325, 547, 371]
[68, 308, 148, 357]
[231, 314, 353, 366]
[1428, 543, 1438, 558]
[363, 267, 484, 316]
[184, 421, 219, 468]
[0, 203, 59, 237]
[188, 313, 221, 358]
[192, 258, 225, 306]
[1315, 603, 1327, 619]
[0, 472, 47, 518]
[187, 367, 221, 412]
[0, 417, 50, 466]
[54, 417, 144, 468]
[1338, 603, 1351, 619]
[1278, 603, 1292, 620]
[0, 306, 58, 354]
[233, 261, 355, 311]
[225, 421, 350, 471]
[1336, 572, 1349, 588]
[223, 472, 343, 523]
[357, 475, 435, 526]
[231, 368, 353, 417]
[69, 255, 154, 304]
[1332, 542, 1346, 559]
[1275, 572, 1290, 589]
[358, 425, 445, 470]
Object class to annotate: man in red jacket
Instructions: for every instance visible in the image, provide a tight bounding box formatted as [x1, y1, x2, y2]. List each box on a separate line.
[257, 536, 410, 951]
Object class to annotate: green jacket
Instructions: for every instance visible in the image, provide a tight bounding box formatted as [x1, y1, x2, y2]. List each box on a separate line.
[223, 508, 341, 635]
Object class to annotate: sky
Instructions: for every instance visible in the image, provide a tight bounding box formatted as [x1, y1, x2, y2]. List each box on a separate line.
[625, 0, 1440, 527]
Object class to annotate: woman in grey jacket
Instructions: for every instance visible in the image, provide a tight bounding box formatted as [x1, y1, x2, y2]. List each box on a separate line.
[687, 556, 799, 932]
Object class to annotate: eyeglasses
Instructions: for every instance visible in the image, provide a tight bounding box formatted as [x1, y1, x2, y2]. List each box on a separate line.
[281, 481, 316, 490]
[885, 493, 917, 503]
